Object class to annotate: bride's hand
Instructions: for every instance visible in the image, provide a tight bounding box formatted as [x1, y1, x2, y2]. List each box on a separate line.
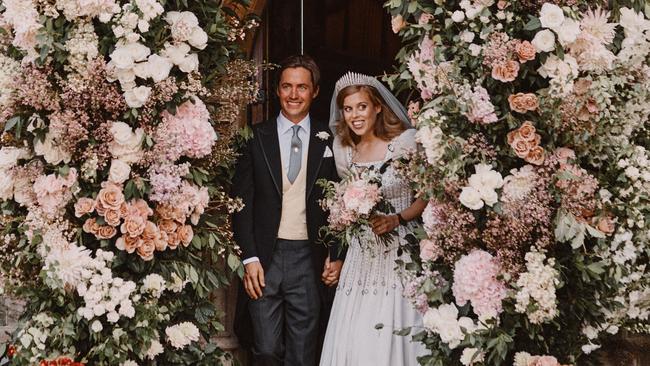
[370, 215, 399, 235]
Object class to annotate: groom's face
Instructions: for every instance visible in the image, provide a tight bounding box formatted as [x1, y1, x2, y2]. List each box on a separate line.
[277, 67, 319, 123]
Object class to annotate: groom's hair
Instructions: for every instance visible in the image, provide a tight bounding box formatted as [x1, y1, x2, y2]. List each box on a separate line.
[276, 54, 321, 89]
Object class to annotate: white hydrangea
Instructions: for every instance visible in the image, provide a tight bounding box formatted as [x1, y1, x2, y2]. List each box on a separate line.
[65, 22, 99, 72]
[165, 322, 200, 349]
[514, 250, 560, 324]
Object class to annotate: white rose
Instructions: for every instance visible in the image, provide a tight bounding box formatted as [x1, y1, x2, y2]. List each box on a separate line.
[110, 47, 134, 69]
[619, 7, 648, 32]
[460, 347, 484, 365]
[531, 29, 556, 52]
[539, 3, 565, 29]
[113, 25, 125, 38]
[469, 164, 504, 190]
[459, 186, 484, 210]
[91, 320, 103, 333]
[460, 31, 475, 43]
[123, 13, 139, 30]
[146, 54, 173, 82]
[146, 339, 164, 359]
[34, 133, 72, 165]
[125, 32, 141, 43]
[625, 166, 641, 180]
[0, 172, 14, 201]
[179, 53, 199, 73]
[109, 122, 144, 163]
[479, 188, 498, 206]
[188, 28, 208, 49]
[99, 12, 113, 23]
[109, 159, 131, 184]
[133, 62, 150, 79]
[162, 42, 191, 65]
[138, 19, 150, 32]
[116, 67, 136, 85]
[13, 176, 33, 206]
[451, 11, 465, 23]
[111, 122, 136, 146]
[167, 11, 199, 42]
[124, 42, 151, 62]
[469, 43, 482, 56]
[556, 18, 580, 46]
[122, 360, 138, 366]
[107, 311, 119, 323]
[465, 7, 481, 20]
[124, 85, 151, 108]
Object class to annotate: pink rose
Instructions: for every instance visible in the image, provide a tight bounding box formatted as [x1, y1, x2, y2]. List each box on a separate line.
[104, 209, 122, 227]
[419, 239, 441, 262]
[121, 214, 146, 237]
[74, 198, 96, 218]
[516, 41, 536, 63]
[97, 182, 125, 211]
[554, 147, 575, 164]
[137, 239, 155, 261]
[116, 235, 141, 253]
[491, 60, 520, 82]
[528, 355, 561, 366]
[177, 225, 194, 247]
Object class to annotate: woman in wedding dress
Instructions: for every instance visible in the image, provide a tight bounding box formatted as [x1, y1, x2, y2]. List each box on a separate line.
[319, 72, 427, 366]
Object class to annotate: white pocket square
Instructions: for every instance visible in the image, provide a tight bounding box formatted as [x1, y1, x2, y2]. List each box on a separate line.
[323, 146, 333, 158]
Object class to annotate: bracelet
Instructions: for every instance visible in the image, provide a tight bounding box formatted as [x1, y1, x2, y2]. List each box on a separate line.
[397, 212, 408, 226]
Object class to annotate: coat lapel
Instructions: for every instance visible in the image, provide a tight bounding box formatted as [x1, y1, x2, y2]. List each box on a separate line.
[306, 121, 328, 199]
[257, 120, 282, 196]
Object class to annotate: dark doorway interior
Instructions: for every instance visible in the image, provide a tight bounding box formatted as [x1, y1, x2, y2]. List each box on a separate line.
[250, 0, 402, 124]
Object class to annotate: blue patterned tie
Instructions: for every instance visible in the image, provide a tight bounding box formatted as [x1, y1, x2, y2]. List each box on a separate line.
[287, 125, 302, 183]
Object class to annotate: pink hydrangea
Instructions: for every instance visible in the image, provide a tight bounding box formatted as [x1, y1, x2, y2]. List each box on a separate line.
[452, 249, 507, 319]
[32, 168, 78, 216]
[157, 98, 217, 160]
[422, 200, 447, 237]
[420, 239, 442, 262]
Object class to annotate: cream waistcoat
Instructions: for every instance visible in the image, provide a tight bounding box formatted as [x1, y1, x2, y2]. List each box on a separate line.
[277, 149, 309, 240]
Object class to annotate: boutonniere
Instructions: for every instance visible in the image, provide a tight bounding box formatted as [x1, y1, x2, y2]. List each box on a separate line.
[316, 131, 330, 141]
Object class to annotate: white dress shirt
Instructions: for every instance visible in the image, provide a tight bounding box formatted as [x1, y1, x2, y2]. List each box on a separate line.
[243, 113, 311, 265]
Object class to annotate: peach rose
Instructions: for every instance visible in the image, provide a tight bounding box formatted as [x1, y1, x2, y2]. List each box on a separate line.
[177, 225, 194, 247]
[518, 121, 538, 142]
[507, 130, 521, 145]
[121, 214, 146, 237]
[508, 93, 539, 114]
[511, 136, 532, 158]
[491, 60, 520, 82]
[104, 209, 121, 227]
[96, 225, 117, 239]
[155, 231, 168, 251]
[528, 355, 561, 366]
[167, 232, 181, 250]
[497, 0, 509, 10]
[516, 41, 536, 62]
[116, 235, 141, 253]
[82, 218, 101, 234]
[119, 202, 129, 217]
[526, 146, 546, 165]
[131, 198, 153, 218]
[137, 239, 155, 261]
[172, 207, 186, 223]
[597, 216, 615, 235]
[97, 182, 125, 211]
[74, 198, 96, 218]
[156, 204, 175, 220]
[573, 78, 592, 95]
[95, 200, 107, 216]
[141, 221, 160, 240]
[158, 219, 178, 234]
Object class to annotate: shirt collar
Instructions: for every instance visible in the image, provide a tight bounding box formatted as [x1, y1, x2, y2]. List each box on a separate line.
[277, 112, 310, 135]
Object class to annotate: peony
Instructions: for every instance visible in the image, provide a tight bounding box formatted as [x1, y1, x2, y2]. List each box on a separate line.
[459, 186, 484, 210]
[109, 159, 131, 184]
[109, 121, 144, 163]
[146, 54, 173, 82]
[508, 93, 539, 114]
[531, 29, 556, 52]
[491, 60, 519, 82]
[539, 3, 565, 29]
[124, 85, 152, 108]
[516, 41, 536, 62]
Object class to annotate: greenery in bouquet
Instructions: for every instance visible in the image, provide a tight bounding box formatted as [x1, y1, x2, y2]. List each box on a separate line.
[0, 0, 260, 364]
[385, 0, 650, 365]
[317, 162, 396, 250]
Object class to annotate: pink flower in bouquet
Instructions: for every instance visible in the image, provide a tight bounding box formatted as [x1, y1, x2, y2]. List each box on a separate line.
[420, 239, 442, 262]
[342, 179, 381, 216]
[453, 249, 507, 318]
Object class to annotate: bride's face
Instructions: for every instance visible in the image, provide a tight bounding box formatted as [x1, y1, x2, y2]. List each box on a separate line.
[342, 91, 381, 138]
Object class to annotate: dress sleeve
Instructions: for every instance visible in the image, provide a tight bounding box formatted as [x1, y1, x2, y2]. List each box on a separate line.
[391, 128, 418, 159]
[333, 136, 352, 179]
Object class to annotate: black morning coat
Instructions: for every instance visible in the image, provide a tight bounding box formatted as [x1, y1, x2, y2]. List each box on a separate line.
[230, 117, 344, 346]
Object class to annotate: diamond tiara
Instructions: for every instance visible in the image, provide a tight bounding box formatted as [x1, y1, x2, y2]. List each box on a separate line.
[333, 71, 380, 94]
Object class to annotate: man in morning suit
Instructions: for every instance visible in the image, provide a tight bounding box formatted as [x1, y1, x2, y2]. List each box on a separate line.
[232, 55, 344, 366]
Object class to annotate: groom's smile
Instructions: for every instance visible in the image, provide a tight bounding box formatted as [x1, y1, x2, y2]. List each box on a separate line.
[277, 66, 319, 123]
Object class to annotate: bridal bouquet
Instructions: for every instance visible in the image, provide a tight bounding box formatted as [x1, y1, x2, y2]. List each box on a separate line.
[386, 0, 649, 365]
[0, 0, 258, 364]
[318, 164, 395, 249]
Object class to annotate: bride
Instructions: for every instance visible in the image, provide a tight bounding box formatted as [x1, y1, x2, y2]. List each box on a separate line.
[320, 72, 427, 365]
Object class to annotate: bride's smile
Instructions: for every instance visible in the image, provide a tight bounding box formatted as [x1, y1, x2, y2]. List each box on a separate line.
[342, 91, 381, 138]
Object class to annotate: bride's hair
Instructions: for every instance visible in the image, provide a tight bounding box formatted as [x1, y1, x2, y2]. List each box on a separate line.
[335, 85, 407, 147]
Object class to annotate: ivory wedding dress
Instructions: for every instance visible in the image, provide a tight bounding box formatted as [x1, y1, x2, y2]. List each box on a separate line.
[320, 129, 426, 366]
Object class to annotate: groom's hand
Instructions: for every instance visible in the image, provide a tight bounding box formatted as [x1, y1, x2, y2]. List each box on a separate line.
[243, 262, 265, 300]
[322, 257, 343, 287]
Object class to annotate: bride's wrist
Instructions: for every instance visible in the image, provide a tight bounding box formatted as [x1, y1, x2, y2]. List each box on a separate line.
[396, 212, 408, 226]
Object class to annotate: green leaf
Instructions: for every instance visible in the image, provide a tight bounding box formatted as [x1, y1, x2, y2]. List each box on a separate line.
[524, 16, 541, 31]
[3, 116, 20, 132]
[227, 253, 241, 273]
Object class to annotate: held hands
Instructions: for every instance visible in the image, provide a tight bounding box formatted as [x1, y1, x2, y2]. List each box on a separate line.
[322, 256, 343, 287]
[370, 214, 399, 235]
[243, 261, 265, 300]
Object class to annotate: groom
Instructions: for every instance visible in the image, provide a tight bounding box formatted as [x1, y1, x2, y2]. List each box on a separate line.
[232, 55, 344, 366]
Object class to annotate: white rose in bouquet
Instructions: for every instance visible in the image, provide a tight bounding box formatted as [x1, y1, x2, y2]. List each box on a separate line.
[539, 3, 565, 29]
[532, 29, 556, 52]
[108, 159, 131, 184]
[479, 188, 498, 207]
[146, 54, 173, 82]
[469, 163, 504, 190]
[125, 42, 151, 62]
[110, 46, 136, 70]
[459, 186, 484, 210]
[124, 85, 152, 108]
